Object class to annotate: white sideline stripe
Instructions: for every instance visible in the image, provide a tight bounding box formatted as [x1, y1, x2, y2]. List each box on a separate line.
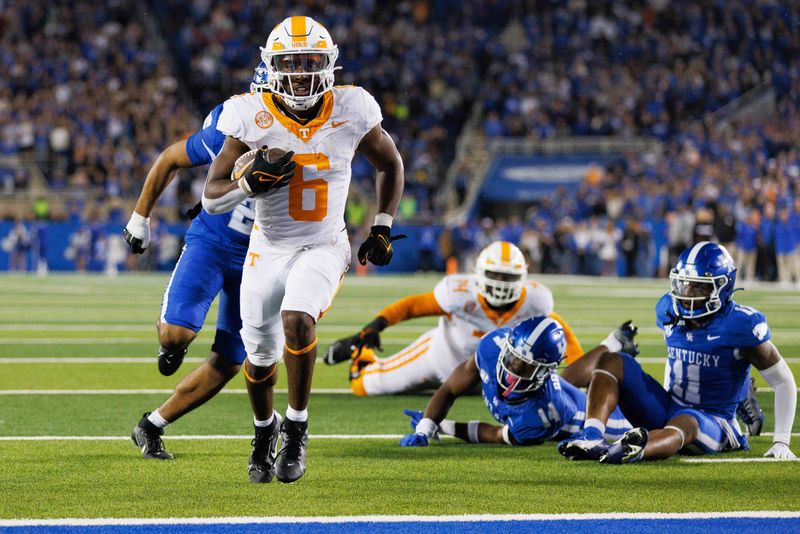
[680, 458, 800, 463]
[2, 357, 798, 366]
[0, 324, 431, 333]
[0, 434, 405, 442]
[0, 357, 207, 364]
[1, 511, 798, 527]
[1, 434, 797, 443]
[0, 388, 796, 395]
[0, 336, 420, 345]
[0, 388, 352, 395]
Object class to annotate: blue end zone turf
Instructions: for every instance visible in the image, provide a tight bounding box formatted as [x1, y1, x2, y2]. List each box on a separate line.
[3, 517, 800, 534]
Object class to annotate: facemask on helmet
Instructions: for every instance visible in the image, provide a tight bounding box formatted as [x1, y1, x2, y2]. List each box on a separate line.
[496, 316, 566, 397]
[261, 16, 339, 111]
[669, 241, 737, 319]
[476, 241, 527, 307]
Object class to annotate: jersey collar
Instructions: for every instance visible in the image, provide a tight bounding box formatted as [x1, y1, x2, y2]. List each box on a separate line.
[478, 287, 527, 326]
[261, 91, 333, 143]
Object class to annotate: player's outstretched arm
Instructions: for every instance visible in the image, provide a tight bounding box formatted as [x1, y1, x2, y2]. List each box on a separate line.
[124, 140, 194, 254]
[356, 126, 406, 266]
[742, 341, 797, 459]
[400, 358, 481, 446]
[202, 136, 252, 214]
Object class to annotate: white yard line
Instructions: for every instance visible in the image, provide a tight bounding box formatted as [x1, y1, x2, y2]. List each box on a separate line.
[0, 388, 353, 394]
[1, 511, 798, 527]
[679, 458, 800, 463]
[0, 434, 405, 441]
[0, 356, 798, 365]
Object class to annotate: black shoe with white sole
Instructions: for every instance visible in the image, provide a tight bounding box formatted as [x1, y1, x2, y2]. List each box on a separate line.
[131, 413, 174, 460]
[275, 419, 308, 483]
[248, 413, 282, 483]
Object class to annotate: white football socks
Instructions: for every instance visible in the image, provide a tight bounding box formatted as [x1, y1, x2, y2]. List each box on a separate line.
[584, 418, 606, 436]
[254, 412, 275, 428]
[286, 406, 308, 423]
[147, 410, 169, 429]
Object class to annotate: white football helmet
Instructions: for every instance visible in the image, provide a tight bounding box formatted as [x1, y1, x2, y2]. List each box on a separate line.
[261, 16, 339, 111]
[476, 241, 528, 307]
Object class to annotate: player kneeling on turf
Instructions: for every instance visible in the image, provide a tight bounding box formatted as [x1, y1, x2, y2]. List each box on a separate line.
[559, 242, 796, 464]
[400, 316, 635, 447]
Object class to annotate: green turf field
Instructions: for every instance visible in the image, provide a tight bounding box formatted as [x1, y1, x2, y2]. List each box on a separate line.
[0, 273, 798, 519]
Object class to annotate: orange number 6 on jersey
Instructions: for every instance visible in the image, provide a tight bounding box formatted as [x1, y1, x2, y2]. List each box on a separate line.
[289, 153, 330, 222]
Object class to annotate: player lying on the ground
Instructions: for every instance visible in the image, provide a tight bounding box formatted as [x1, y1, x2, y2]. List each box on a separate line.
[127, 66, 269, 461]
[399, 316, 638, 447]
[559, 242, 797, 464]
[202, 16, 405, 484]
[324, 241, 585, 396]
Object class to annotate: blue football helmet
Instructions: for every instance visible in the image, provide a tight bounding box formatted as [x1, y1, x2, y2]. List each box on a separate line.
[496, 316, 566, 397]
[669, 241, 737, 319]
[250, 61, 269, 93]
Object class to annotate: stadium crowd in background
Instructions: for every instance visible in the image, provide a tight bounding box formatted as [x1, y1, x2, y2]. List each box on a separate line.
[1, 0, 798, 282]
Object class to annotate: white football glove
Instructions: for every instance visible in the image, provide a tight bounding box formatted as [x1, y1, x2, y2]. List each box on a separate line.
[763, 442, 796, 459]
[123, 212, 150, 254]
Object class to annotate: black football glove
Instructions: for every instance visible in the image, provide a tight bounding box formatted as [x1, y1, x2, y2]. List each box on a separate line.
[243, 148, 296, 195]
[351, 316, 389, 357]
[612, 320, 639, 357]
[357, 225, 407, 266]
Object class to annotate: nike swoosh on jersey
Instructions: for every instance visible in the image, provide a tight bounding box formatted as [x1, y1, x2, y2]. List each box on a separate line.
[331, 120, 349, 128]
[707, 335, 721, 340]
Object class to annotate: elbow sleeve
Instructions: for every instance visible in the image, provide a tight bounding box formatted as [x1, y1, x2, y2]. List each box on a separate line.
[759, 358, 797, 445]
[202, 186, 248, 214]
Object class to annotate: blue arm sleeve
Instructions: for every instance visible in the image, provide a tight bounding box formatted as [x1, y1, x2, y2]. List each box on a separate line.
[185, 104, 226, 166]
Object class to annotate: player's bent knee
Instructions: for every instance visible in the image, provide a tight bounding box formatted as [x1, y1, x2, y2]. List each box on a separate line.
[596, 351, 624, 380]
[281, 310, 316, 343]
[244, 357, 278, 386]
[208, 352, 241, 378]
[666, 413, 700, 444]
[158, 323, 196, 351]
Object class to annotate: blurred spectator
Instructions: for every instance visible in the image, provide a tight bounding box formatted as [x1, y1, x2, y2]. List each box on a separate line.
[735, 210, 759, 282]
[775, 206, 798, 286]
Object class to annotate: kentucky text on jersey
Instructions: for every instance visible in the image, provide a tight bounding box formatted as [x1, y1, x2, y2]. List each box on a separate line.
[656, 293, 771, 419]
[667, 347, 721, 368]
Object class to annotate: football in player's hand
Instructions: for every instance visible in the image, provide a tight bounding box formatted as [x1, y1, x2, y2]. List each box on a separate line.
[231, 147, 287, 181]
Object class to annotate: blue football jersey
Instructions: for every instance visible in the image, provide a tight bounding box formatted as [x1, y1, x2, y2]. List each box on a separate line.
[656, 293, 771, 419]
[474, 329, 629, 445]
[184, 103, 254, 248]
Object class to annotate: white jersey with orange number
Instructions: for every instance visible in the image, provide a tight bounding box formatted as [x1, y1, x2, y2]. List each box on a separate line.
[217, 86, 382, 247]
[431, 274, 554, 372]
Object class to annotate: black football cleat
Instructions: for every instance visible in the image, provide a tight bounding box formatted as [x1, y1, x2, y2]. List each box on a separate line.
[736, 377, 764, 436]
[613, 320, 639, 357]
[599, 427, 649, 464]
[275, 419, 308, 483]
[323, 336, 356, 365]
[131, 413, 174, 460]
[158, 346, 188, 376]
[248, 413, 282, 483]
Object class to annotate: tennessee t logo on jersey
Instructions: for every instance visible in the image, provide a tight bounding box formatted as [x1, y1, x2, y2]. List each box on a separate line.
[247, 251, 261, 267]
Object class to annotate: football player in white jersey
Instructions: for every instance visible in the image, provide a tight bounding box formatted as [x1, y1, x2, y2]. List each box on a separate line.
[202, 16, 404, 484]
[324, 241, 586, 396]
